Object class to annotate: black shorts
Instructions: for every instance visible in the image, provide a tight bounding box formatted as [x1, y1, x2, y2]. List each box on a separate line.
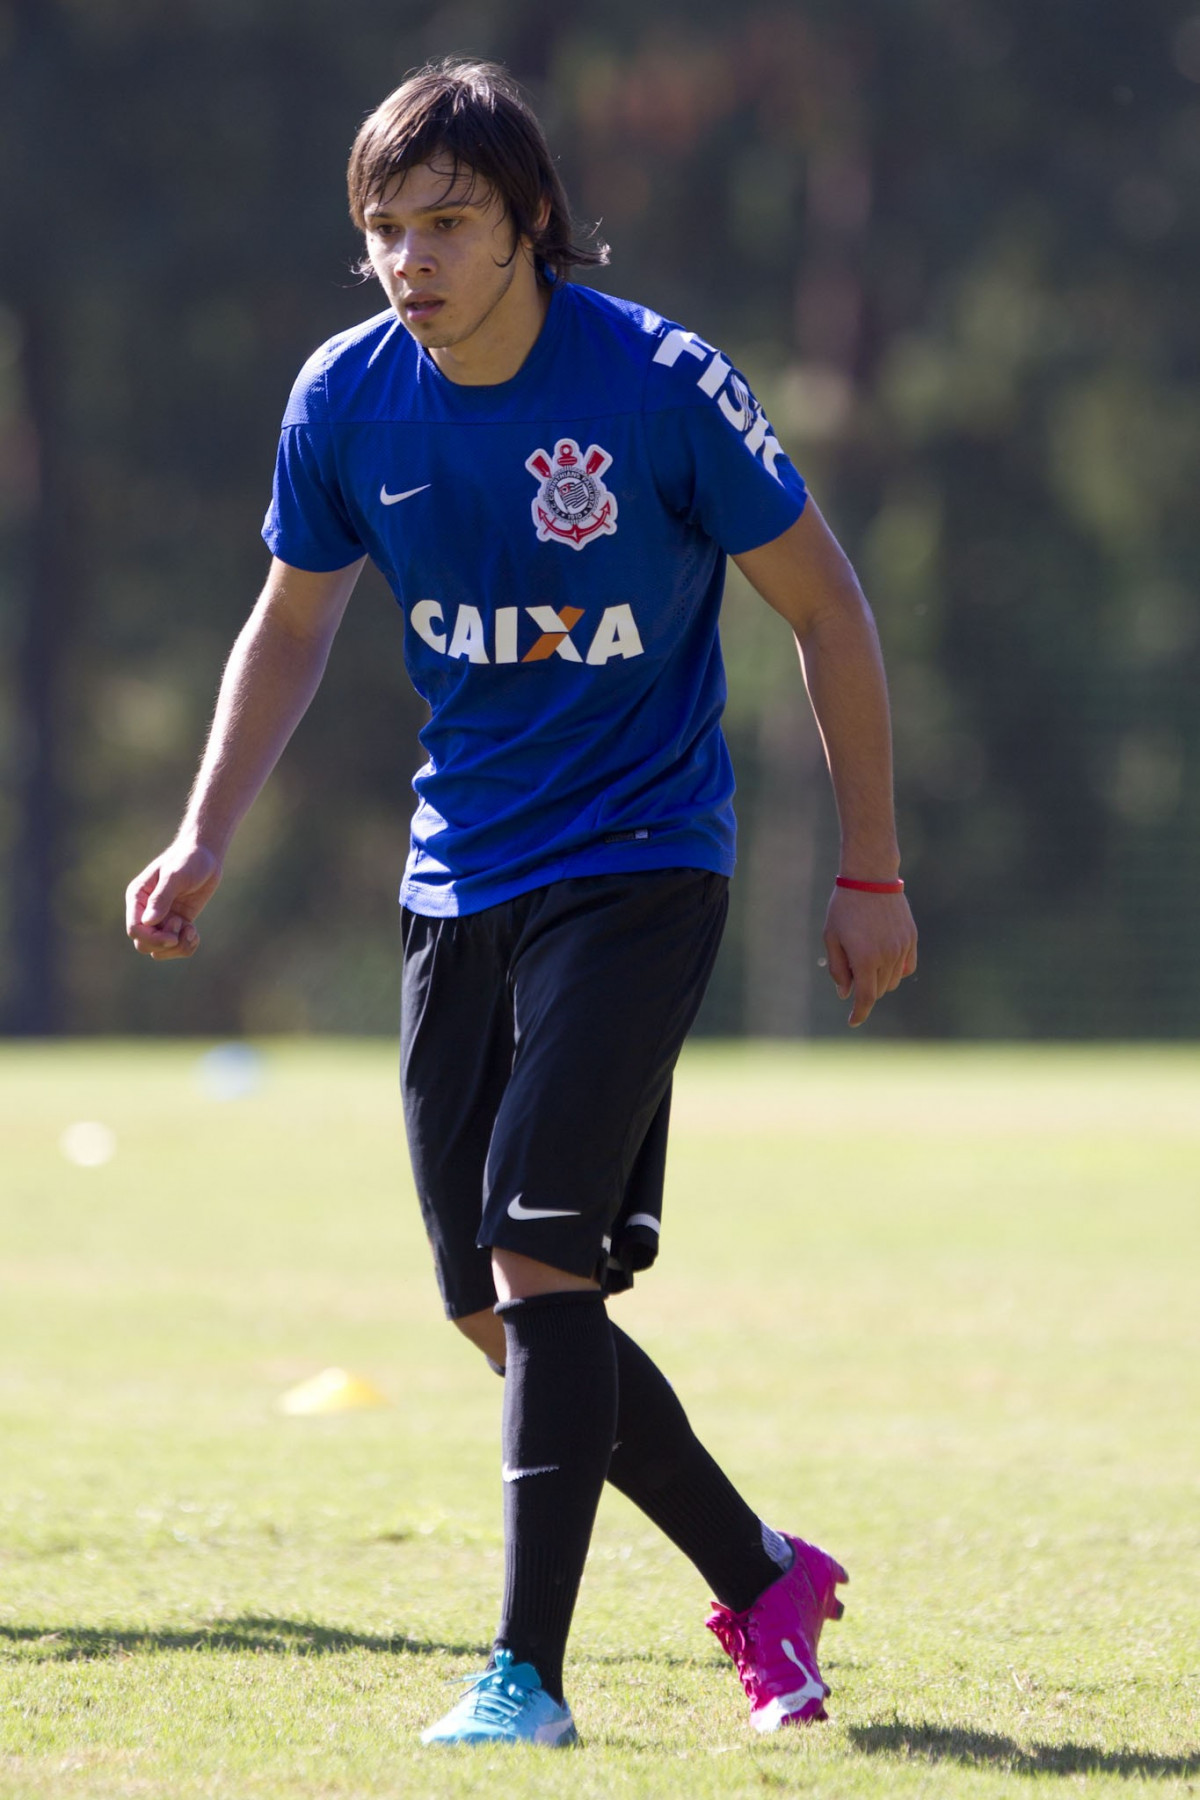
[400, 869, 728, 1319]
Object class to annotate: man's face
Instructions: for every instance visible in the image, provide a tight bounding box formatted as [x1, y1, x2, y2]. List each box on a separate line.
[363, 160, 533, 360]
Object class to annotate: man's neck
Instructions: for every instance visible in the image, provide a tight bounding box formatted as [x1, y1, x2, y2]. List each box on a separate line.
[431, 281, 553, 387]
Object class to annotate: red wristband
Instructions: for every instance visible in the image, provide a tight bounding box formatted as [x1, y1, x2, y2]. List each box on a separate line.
[835, 876, 905, 894]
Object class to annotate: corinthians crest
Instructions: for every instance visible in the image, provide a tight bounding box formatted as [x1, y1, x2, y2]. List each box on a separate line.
[525, 438, 618, 550]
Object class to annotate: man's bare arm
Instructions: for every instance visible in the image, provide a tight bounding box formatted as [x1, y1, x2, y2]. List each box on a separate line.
[733, 501, 917, 1026]
[125, 555, 365, 960]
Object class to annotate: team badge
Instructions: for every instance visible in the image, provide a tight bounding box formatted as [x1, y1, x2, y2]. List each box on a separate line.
[525, 439, 618, 550]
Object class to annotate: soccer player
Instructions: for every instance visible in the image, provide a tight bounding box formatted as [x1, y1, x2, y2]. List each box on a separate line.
[126, 59, 917, 1747]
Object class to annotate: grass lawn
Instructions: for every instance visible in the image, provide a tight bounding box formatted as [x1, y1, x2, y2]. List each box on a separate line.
[0, 1038, 1197, 1798]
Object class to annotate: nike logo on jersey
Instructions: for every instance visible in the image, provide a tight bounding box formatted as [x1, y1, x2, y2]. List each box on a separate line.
[379, 482, 431, 506]
[507, 1196, 579, 1222]
[502, 1463, 560, 1482]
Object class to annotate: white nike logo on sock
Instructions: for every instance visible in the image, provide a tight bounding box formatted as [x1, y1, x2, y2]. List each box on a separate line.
[502, 1463, 560, 1482]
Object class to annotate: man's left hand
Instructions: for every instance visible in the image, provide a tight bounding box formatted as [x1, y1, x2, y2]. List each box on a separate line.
[823, 886, 918, 1028]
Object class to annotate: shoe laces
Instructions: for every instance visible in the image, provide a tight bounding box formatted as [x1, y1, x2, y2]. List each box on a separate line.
[707, 1603, 817, 1707]
[707, 1609, 767, 1702]
[455, 1650, 540, 1726]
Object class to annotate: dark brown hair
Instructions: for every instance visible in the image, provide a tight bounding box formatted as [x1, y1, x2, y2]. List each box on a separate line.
[347, 59, 608, 286]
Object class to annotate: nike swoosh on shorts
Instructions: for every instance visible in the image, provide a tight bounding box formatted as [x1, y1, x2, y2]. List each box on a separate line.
[507, 1196, 579, 1221]
[379, 483, 431, 505]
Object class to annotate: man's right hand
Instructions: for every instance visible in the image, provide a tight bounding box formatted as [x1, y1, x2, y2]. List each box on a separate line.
[120, 558, 362, 966]
[125, 843, 222, 959]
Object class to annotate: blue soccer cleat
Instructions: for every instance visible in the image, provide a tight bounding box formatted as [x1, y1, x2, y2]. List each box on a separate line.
[420, 1649, 579, 1747]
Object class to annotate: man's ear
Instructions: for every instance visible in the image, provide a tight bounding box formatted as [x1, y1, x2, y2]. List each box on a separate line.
[518, 196, 551, 263]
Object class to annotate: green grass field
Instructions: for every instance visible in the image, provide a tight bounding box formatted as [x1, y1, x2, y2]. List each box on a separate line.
[1, 1040, 1197, 1799]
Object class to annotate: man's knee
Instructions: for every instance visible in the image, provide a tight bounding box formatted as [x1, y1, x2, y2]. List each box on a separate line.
[491, 1246, 600, 1303]
[454, 1306, 506, 1369]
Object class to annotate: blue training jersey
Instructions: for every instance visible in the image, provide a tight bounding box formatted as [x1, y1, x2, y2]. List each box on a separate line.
[262, 282, 807, 916]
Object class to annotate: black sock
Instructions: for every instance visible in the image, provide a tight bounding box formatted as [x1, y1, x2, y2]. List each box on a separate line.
[606, 1322, 786, 1613]
[493, 1290, 617, 1704]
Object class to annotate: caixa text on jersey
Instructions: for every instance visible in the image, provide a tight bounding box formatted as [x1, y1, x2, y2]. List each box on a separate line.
[408, 601, 645, 666]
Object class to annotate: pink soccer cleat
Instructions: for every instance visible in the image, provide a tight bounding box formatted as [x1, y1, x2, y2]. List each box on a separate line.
[706, 1535, 848, 1732]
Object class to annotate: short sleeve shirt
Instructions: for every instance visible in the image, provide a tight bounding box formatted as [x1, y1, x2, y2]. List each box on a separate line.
[263, 283, 807, 916]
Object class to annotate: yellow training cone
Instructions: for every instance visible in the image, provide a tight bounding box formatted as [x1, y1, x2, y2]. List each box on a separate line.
[277, 1367, 389, 1415]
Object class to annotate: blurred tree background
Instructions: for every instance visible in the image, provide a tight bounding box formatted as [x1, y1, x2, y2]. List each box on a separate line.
[2, 0, 1198, 1039]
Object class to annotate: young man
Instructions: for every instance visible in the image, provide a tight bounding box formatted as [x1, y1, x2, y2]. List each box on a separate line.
[126, 59, 916, 1747]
